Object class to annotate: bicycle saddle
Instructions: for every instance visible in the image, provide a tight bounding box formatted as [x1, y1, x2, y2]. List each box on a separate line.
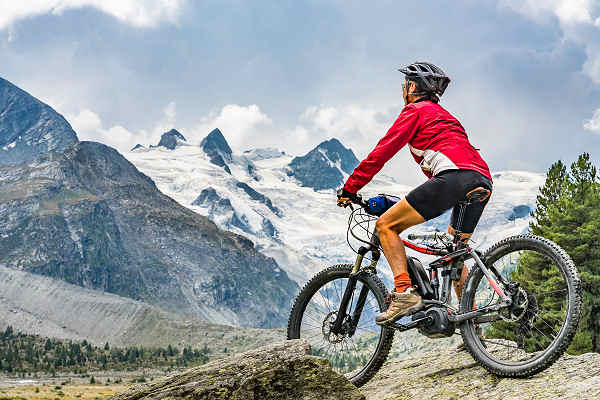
[463, 187, 491, 203]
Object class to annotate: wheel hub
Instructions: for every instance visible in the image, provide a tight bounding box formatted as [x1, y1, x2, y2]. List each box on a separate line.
[500, 287, 530, 322]
[322, 311, 349, 344]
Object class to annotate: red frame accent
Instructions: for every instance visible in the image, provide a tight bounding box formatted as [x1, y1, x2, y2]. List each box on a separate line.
[403, 238, 508, 299]
[402, 239, 441, 255]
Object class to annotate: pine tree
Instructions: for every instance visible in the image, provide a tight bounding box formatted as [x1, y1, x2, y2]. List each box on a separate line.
[489, 153, 600, 353]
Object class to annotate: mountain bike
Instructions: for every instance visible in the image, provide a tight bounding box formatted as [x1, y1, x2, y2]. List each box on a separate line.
[287, 188, 582, 387]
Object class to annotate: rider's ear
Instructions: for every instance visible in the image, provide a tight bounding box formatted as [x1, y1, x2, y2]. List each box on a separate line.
[408, 81, 418, 94]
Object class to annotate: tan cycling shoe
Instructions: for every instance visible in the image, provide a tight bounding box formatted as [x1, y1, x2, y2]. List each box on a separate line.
[375, 288, 424, 325]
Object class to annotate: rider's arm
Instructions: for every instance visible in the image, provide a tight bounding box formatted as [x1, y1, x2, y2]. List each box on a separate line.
[343, 105, 421, 194]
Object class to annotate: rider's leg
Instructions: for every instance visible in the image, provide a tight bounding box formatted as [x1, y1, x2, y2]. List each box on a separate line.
[448, 225, 472, 303]
[374, 199, 425, 325]
[448, 226, 486, 351]
[376, 198, 425, 290]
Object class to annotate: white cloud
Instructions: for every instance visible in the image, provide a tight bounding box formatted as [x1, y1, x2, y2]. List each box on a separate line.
[191, 104, 273, 150]
[68, 109, 139, 152]
[498, 0, 600, 97]
[498, 0, 594, 25]
[0, 0, 185, 30]
[68, 101, 177, 152]
[297, 104, 393, 154]
[583, 107, 600, 133]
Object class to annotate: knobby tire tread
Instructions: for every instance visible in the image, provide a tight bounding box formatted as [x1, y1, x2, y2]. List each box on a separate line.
[287, 264, 394, 387]
[460, 234, 582, 377]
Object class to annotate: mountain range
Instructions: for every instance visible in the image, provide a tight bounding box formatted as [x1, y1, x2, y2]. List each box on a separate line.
[0, 75, 545, 358]
[126, 128, 543, 285]
[0, 77, 298, 333]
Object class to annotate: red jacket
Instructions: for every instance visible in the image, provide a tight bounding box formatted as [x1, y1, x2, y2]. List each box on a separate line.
[343, 100, 492, 194]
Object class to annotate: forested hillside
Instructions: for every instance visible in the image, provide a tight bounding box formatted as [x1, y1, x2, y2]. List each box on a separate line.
[0, 326, 210, 376]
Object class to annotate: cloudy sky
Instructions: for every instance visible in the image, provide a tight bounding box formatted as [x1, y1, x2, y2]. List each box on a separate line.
[1, 0, 599, 184]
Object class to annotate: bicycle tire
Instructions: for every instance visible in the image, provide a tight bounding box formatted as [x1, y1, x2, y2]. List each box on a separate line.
[287, 264, 394, 387]
[460, 234, 582, 377]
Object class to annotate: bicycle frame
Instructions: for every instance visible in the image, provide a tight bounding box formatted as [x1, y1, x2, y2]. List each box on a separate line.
[331, 224, 513, 335]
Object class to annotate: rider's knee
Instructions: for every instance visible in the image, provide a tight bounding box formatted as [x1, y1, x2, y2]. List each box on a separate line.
[376, 217, 405, 235]
[375, 218, 388, 234]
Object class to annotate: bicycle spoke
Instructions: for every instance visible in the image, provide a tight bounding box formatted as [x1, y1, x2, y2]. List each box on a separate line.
[298, 272, 387, 378]
[465, 244, 576, 368]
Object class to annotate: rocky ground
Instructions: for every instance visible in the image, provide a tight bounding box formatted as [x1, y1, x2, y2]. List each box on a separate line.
[362, 347, 600, 400]
[101, 340, 600, 400]
[108, 339, 364, 400]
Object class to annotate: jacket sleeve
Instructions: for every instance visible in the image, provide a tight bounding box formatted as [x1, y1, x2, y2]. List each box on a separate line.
[343, 105, 420, 194]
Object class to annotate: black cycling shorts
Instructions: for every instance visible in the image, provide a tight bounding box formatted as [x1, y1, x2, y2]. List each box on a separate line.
[405, 169, 493, 234]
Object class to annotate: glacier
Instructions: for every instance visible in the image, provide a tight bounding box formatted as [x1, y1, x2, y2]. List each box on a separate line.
[125, 131, 546, 287]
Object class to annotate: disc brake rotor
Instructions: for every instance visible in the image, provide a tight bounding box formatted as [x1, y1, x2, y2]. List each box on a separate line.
[500, 287, 530, 323]
[322, 311, 346, 344]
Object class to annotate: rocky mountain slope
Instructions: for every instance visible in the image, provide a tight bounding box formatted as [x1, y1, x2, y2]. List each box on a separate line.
[0, 266, 284, 350]
[110, 339, 600, 400]
[0, 77, 77, 167]
[0, 77, 298, 329]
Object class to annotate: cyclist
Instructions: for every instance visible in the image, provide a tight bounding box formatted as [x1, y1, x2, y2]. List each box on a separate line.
[337, 61, 493, 326]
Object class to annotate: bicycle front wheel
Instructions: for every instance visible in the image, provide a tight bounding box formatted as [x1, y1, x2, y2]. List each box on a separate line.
[287, 264, 394, 387]
[460, 234, 582, 377]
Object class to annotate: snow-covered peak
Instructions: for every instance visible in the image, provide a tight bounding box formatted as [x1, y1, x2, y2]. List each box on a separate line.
[200, 128, 233, 174]
[201, 128, 232, 158]
[124, 129, 546, 285]
[155, 128, 187, 150]
[287, 138, 359, 191]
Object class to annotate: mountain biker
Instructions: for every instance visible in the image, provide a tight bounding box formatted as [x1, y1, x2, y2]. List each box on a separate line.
[337, 61, 493, 326]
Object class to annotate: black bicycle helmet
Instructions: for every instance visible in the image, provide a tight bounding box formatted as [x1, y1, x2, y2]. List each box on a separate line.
[398, 61, 450, 97]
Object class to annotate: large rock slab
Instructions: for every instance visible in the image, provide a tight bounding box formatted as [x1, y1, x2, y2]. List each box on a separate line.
[109, 339, 365, 400]
[360, 347, 600, 400]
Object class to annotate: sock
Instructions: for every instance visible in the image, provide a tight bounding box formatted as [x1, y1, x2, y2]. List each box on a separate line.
[394, 272, 412, 293]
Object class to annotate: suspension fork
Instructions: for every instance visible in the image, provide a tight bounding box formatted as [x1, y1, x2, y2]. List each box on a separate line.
[332, 231, 381, 335]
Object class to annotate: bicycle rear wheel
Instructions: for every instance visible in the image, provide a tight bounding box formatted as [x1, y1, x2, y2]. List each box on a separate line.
[287, 264, 394, 387]
[460, 235, 582, 377]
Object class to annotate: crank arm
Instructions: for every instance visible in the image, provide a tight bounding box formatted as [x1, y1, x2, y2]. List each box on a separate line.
[387, 316, 433, 332]
[448, 301, 511, 323]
